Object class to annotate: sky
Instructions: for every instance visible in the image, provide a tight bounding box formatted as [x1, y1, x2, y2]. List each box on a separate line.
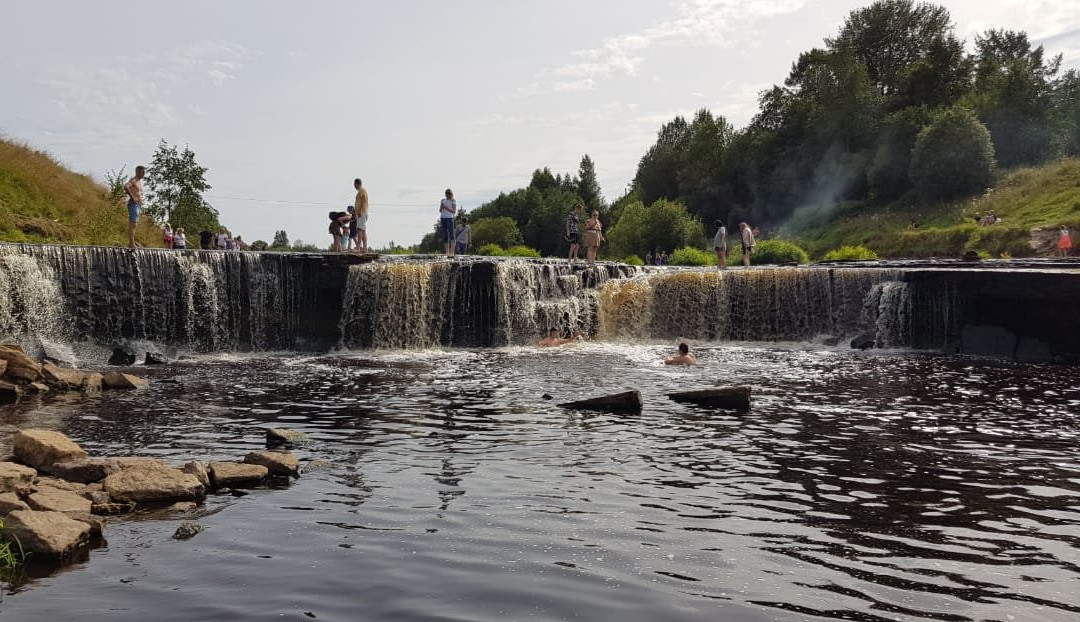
[2, 1, 1080, 248]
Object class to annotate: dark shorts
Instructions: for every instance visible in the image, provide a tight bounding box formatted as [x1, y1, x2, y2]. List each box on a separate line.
[742, 243, 753, 254]
[455, 241, 467, 255]
[330, 222, 343, 236]
[567, 232, 580, 245]
[441, 217, 455, 243]
[349, 219, 358, 238]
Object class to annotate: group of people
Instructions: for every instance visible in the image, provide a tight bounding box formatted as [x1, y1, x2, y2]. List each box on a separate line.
[329, 179, 371, 253]
[565, 204, 605, 264]
[644, 251, 669, 266]
[713, 220, 756, 268]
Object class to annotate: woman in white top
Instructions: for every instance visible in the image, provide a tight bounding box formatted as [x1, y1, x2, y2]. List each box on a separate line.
[173, 227, 187, 250]
[439, 189, 457, 257]
[713, 219, 727, 269]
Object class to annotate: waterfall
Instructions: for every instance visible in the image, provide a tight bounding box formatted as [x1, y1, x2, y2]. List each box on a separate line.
[0, 248, 69, 353]
[861, 281, 911, 347]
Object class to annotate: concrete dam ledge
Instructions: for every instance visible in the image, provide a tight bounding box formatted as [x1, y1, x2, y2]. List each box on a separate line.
[0, 244, 1077, 362]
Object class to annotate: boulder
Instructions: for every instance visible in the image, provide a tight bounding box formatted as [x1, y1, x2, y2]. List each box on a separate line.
[103, 464, 205, 504]
[41, 362, 89, 390]
[266, 427, 309, 448]
[42, 458, 108, 484]
[0, 461, 38, 493]
[0, 491, 29, 514]
[13, 429, 87, 469]
[108, 347, 136, 366]
[101, 457, 163, 476]
[244, 450, 299, 476]
[82, 372, 104, 393]
[181, 461, 210, 488]
[144, 351, 168, 365]
[33, 477, 87, 493]
[0, 343, 42, 382]
[102, 372, 149, 389]
[83, 490, 111, 505]
[26, 488, 93, 514]
[667, 385, 752, 411]
[3, 509, 91, 558]
[0, 379, 24, 399]
[209, 462, 268, 488]
[850, 333, 876, 350]
[557, 390, 643, 414]
[173, 521, 204, 540]
[64, 512, 106, 537]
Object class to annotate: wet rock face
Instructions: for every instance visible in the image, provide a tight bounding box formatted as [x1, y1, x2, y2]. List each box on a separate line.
[209, 462, 268, 488]
[3, 510, 91, 558]
[12, 429, 88, 469]
[0, 343, 42, 382]
[102, 464, 205, 504]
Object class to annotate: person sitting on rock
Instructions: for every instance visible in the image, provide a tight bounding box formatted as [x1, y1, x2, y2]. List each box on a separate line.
[536, 328, 584, 347]
[664, 342, 697, 366]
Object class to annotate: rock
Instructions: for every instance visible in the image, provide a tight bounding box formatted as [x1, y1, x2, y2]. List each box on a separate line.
[0, 379, 24, 399]
[64, 512, 106, 537]
[33, 477, 87, 493]
[244, 450, 299, 476]
[39, 341, 77, 368]
[103, 464, 205, 504]
[144, 351, 168, 365]
[557, 390, 643, 414]
[26, 488, 93, 514]
[181, 461, 210, 488]
[850, 333, 876, 350]
[84, 482, 103, 492]
[84, 490, 111, 505]
[27, 382, 51, 394]
[541, 393, 553, 400]
[108, 347, 136, 366]
[41, 362, 88, 390]
[173, 521, 204, 540]
[42, 458, 107, 484]
[82, 372, 104, 393]
[102, 372, 149, 389]
[0, 461, 38, 493]
[167, 501, 196, 513]
[667, 385, 752, 411]
[3, 509, 90, 558]
[209, 462, 268, 488]
[0, 491, 30, 514]
[0, 359, 7, 376]
[13, 429, 87, 469]
[0, 343, 42, 382]
[302, 460, 334, 473]
[101, 457, 164, 476]
[91, 501, 135, 516]
[266, 428, 308, 448]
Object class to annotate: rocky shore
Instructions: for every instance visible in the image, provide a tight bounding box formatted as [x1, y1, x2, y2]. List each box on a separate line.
[0, 342, 147, 398]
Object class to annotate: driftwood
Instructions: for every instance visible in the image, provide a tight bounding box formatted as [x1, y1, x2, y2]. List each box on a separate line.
[667, 385, 751, 410]
[558, 390, 642, 414]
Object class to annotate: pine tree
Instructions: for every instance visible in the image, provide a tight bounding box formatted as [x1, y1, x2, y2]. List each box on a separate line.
[576, 154, 604, 213]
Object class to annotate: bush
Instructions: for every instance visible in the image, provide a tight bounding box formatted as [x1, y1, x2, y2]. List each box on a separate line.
[821, 245, 879, 261]
[471, 217, 524, 249]
[728, 239, 809, 265]
[669, 246, 714, 266]
[476, 243, 505, 256]
[910, 107, 996, 201]
[505, 245, 541, 257]
[623, 254, 644, 266]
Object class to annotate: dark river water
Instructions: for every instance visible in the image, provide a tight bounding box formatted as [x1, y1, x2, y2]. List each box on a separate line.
[0, 343, 1078, 621]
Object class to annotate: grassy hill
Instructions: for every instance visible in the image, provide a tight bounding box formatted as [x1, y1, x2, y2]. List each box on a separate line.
[791, 157, 1080, 259]
[0, 136, 159, 246]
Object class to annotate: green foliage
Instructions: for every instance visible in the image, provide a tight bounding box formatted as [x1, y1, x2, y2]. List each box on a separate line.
[623, 254, 645, 266]
[576, 154, 604, 214]
[271, 230, 289, 249]
[910, 107, 996, 200]
[505, 245, 541, 257]
[729, 239, 810, 265]
[821, 245, 880, 261]
[476, 243, 505, 256]
[470, 216, 523, 249]
[604, 199, 705, 259]
[669, 246, 714, 266]
[145, 140, 220, 234]
[290, 240, 322, 253]
[0, 519, 28, 569]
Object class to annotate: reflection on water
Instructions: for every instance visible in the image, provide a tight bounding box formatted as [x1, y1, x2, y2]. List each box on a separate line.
[0, 344, 1078, 621]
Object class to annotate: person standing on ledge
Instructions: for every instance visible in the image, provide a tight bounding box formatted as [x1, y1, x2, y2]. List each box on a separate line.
[199, 228, 212, 250]
[664, 342, 697, 366]
[584, 210, 604, 265]
[455, 215, 472, 256]
[354, 178, 369, 254]
[440, 188, 457, 257]
[123, 165, 145, 248]
[1058, 225, 1072, 257]
[566, 203, 583, 263]
[739, 221, 755, 267]
[713, 219, 727, 269]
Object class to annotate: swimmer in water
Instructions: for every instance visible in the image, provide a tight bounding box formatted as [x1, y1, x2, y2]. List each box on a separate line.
[536, 328, 584, 347]
[664, 342, 697, 366]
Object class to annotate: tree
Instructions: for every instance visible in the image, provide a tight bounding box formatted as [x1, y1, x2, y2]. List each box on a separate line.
[909, 107, 995, 200]
[470, 217, 524, 249]
[867, 105, 937, 198]
[604, 199, 705, 258]
[271, 230, 290, 249]
[575, 154, 604, 214]
[145, 140, 220, 233]
[103, 166, 128, 205]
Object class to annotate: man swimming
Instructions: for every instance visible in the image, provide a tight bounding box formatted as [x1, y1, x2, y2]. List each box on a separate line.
[664, 343, 697, 366]
[536, 328, 584, 347]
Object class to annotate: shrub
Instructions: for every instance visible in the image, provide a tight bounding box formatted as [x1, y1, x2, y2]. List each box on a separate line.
[669, 246, 714, 266]
[505, 245, 541, 257]
[910, 107, 996, 201]
[623, 254, 644, 266]
[476, 243, 505, 256]
[729, 239, 810, 265]
[471, 217, 524, 249]
[821, 245, 879, 261]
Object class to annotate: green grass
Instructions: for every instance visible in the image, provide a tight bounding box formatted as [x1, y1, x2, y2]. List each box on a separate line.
[791, 157, 1080, 259]
[0, 519, 28, 569]
[0, 135, 159, 246]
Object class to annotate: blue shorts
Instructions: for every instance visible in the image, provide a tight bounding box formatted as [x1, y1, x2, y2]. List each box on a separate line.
[441, 217, 455, 243]
[127, 200, 141, 223]
[455, 241, 467, 255]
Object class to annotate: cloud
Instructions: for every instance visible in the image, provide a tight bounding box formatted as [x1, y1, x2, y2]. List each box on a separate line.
[520, 0, 806, 96]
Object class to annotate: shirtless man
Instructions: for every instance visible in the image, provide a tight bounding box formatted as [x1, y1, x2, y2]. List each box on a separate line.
[123, 165, 146, 248]
[536, 328, 584, 347]
[664, 342, 697, 366]
[354, 178, 369, 254]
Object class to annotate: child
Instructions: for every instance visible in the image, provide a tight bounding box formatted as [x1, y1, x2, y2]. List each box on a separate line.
[1058, 226, 1073, 257]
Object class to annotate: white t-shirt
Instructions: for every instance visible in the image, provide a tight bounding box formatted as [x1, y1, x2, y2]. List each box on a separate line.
[455, 224, 471, 244]
[174, 232, 186, 247]
[439, 198, 456, 218]
[713, 227, 726, 249]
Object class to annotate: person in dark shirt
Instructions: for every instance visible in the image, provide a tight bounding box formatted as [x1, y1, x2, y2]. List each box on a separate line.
[199, 229, 213, 250]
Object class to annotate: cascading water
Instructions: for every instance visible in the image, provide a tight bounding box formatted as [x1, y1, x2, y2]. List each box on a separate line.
[862, 281, 911, 347]
[0, 248, 70, 353]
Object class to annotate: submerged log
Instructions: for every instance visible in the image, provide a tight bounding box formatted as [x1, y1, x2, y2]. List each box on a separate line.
[667, 385, 752, 410]
[558, 390, 642, 414]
